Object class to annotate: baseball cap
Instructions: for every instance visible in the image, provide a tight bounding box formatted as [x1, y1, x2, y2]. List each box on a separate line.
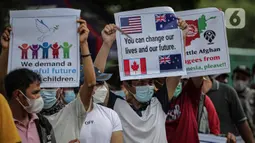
[233, 65, 251, 77]
[80, 65, 112, 85]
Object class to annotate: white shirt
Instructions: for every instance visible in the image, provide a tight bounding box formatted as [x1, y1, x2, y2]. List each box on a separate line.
[46, 95, 86, 143]
[114, 97, 167, 143]
[79, 103, 122, 143]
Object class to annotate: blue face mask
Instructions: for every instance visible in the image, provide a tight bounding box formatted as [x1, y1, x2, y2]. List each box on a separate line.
[40, 89, 57, 109]
[173, 82, 182, 98]
[134, 86, 154, 103]
[112, 90, 126, 99]
[64, 90, 76, 104]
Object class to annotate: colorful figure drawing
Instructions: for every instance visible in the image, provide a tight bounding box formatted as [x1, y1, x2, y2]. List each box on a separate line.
[30, 44, 40, 59]
[51, 42, 60, 59]
[40, 42, 52, 59]
[18, 43, 31, 59]
[61, 42, 72, 59]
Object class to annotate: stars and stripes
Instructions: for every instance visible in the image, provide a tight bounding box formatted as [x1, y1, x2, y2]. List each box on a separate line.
[120, 16, 142, 34]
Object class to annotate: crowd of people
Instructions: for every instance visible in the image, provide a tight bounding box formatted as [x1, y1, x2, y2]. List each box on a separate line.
[0, 13, 255, 143]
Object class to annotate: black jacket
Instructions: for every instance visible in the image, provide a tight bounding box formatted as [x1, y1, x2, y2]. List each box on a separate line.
[35, 114, 56, 143]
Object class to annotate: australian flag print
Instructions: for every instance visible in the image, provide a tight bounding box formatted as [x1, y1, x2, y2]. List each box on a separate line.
[159, 54, 182, 72]
[155, 13, 178, 31]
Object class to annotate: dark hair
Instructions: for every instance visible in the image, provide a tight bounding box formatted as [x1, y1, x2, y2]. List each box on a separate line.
[4, 68, 41, 100]
[105, 65, 122, 90]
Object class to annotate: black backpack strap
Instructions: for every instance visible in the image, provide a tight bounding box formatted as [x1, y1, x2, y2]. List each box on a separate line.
[197, 93, 206, 130]
[36, 113, 55, 143]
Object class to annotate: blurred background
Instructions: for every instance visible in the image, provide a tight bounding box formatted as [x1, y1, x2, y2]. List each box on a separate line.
[0, 0, 254, 85]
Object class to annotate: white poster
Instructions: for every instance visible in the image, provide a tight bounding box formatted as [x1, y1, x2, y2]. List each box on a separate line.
[199, 134, 227, 143]
[199, 134, 244, 143]
[114, 7, 186, 81]
[8, 8, 80, 88]
[176, 8, 230, 78]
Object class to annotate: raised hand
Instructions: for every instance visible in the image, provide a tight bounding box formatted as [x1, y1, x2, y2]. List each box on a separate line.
[101, 24, 117, 46]
[77, 19, 89, 46]
[1, 27, 12, 50]
[177, 18, 188, 38]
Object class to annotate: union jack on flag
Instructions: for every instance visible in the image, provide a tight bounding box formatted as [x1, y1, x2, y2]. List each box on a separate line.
[155, 13, 178, 31]
[155, 14, 166, 23]
[158, 54, 182, 72]
[159, 55, 171, 64]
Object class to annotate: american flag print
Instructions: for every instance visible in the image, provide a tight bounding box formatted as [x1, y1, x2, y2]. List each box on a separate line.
[120, 16, 142, 34]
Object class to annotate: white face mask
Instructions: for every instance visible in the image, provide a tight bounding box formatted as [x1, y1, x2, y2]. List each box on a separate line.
[18, 90, 44, 113]
[233, 80, 249, 92]
[93, 85, 108, 104]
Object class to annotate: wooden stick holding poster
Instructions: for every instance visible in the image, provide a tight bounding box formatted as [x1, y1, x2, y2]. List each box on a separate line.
[176, 8, 230, 78]
[8, 8, 81, 87]
[114, 7, 186, 81]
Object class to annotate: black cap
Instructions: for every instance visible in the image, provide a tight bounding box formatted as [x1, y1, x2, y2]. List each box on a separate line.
[80, 66, 112, 85]
[233, 65, 251, 77]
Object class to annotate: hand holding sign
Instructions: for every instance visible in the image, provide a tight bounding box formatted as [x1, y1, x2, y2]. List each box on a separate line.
[101, 24, 117, 46]
[177, 18, 189, 37]
[1, 27, 12, 50]
[77, 19, 90, 45]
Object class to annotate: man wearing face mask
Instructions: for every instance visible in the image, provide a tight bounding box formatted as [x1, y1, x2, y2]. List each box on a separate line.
[93, 19, 206, 143]
[40, 88, 66, 116]
[0, 19, 96, 143]
[79, 66, 123, 143]
[232, 65, 255, 136]
[203, 75, 255, 143]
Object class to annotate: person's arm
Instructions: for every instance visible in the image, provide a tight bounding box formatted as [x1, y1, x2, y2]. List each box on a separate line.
[0, 27, 11, 95]
[111, 131, 123, 143]
[237, 121, 255, 143]
[94, 24, 116, 73]
[227, 86, 255, 143]
[165, 18, 188, 101]
[110, 110, 123, 143]
[0, 94, 21, 143]
[69, 44, 72, 48]
[78, 19, 96, 111]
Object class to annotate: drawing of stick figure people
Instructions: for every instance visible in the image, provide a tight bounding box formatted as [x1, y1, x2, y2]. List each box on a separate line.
[51, 42, 60, 59]
[30, 44, 40, 59]
[61, 42, 72, 59]
[18, 43, 31, 59]
[40, 42, 52, 59]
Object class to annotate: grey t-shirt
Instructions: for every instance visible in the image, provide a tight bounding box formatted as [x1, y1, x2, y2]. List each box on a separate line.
[207, 79, 247, 135]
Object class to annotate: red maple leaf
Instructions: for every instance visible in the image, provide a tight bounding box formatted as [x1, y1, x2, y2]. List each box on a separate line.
[131, 61, 139, 72]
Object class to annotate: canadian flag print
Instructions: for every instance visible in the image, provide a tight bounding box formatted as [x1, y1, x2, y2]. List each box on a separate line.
[123, 58, 147, 76]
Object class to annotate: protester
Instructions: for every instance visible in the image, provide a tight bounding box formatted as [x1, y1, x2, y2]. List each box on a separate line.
[40, 88, 66, 116]
[0, 93, 21, 143]
[79, 66, 123, 143]
[232, 65, 255, 133]
[93, 19, 210, 143]
[203, 76, 255, 143]
[0, 19, 95, 143]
